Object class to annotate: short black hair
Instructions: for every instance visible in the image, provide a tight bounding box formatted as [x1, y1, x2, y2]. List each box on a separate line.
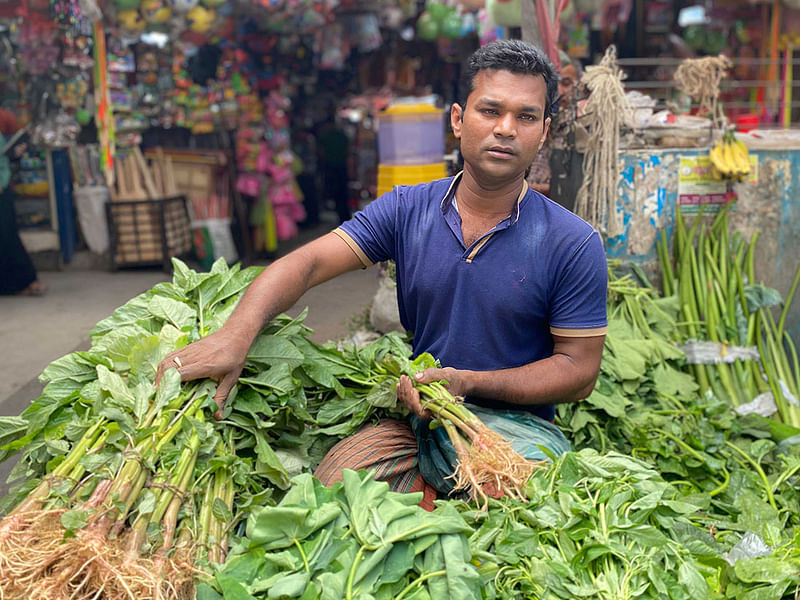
[459, 39, 559, 120]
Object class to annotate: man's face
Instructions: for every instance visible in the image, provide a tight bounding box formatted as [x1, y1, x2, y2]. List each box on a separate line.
[558, 64, 577, 108]
[452, 69, 550, 185]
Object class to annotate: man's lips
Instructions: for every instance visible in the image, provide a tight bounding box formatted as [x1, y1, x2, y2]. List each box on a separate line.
[486, 146, 516, 158]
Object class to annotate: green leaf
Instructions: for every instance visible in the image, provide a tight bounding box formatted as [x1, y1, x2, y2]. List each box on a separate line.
[365, 380, 399, 409]
[247, 335, 305, 367]
[652, 364, 699, 398]
[213, 498, 233, 523]
[154, 368, 181, 414]
[90, 294, 153, 337]
[254, 435, 290, 489]
[245, 504, 341, 551]
[61, 509, 90, 531]
[217, 576, 257, 600]
[147, 296, 196, 330]
[677, 561, 708, 597]
[195, 582, 223, 600]
[137, 489, 157, 517]
[584, 388, 628, 418]
[268, 572, 310, 599]
[239, 363, 296, 395]
[734, 556, 800, 584]
[380, 542, 416, 584]
[424, 534, 481, 600]
[96, 365, 136, 410]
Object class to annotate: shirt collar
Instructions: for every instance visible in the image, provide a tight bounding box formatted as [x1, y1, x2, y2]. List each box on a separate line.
[440, 171, 529, 225]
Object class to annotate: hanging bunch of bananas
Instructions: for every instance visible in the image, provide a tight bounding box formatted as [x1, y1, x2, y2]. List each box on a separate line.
[709, 130, 751, 182]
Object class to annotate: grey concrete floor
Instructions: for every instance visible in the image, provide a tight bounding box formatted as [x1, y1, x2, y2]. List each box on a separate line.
[0, 221, 381, 495]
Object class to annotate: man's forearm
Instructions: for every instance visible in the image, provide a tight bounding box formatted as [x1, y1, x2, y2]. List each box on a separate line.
[222, 234, 364, 346]
[223, 252, 315, 344]
[462, 353, 599, 406]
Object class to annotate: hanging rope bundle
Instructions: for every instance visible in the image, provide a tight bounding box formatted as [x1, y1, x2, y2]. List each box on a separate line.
[673, 55, 732, 128]
[575, 45, 629, 238]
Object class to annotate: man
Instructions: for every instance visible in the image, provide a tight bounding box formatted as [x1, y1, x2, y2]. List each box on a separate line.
[527, 50, 581, 201]
[156, 40, 607, 507]
[317, 106, 351, 224]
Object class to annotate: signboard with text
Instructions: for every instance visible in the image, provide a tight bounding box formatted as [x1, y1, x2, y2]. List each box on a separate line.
[677, 155, 758, 214]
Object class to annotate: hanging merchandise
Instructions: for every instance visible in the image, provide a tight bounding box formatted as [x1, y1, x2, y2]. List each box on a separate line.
[416, 11, 440, 41]
[487, 0, 521, 27]
[92, 20, 115, 186]
[477, 7, 501, 45]
[168, 0, 198, 12]
[319, 21, 348, 69]
[574, 46, 629, 238]
[349, 13, 381, 52]
[117, 9, 147, 35]
[186, 5, 215, 33]
[17, 15, 60, 75]
[141, 0, 173, 24]
[114, 0, 142, 9]
[441, 9, 464, 38]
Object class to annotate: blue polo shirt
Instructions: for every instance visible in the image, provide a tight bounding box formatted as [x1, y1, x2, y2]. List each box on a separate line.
[335, 173, 607, 421]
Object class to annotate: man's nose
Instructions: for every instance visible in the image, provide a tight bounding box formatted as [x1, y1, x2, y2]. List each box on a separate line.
[493, 113, 516, 137]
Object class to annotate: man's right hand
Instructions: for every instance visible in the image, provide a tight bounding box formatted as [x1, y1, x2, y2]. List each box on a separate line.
[155, 328, 251, 420]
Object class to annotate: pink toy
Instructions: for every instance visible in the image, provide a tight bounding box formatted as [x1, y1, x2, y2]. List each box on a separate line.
[236, 173, 261, 197]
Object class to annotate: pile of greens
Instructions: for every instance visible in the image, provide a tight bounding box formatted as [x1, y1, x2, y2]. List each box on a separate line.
[0, 259, 416, 600]
[459, 449, 800, 600]
[2, 256, 800, 600]
[200, 469, 480, 600]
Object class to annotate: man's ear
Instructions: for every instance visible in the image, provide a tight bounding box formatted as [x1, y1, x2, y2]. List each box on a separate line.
[538, 117, 551, 150]
[450, 103, 464, 138]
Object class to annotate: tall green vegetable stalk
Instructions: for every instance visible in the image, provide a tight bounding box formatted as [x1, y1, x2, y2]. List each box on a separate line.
[657, 206, 800, 426]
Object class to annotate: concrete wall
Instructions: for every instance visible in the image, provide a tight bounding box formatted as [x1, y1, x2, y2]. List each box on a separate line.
[608, 147, 800, 342]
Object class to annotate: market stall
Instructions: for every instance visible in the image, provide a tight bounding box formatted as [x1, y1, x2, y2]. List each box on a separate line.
[2, 0, 485, 269]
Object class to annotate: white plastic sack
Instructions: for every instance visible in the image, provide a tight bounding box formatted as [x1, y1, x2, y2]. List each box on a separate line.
[73, 185, 110, 254]
[192, 218, 238, 264]
[369, 275, 403, 334]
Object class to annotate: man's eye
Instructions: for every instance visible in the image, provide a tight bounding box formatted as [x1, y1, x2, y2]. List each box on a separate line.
[481, 108, 498, 115]
[519, 114, 537, 121]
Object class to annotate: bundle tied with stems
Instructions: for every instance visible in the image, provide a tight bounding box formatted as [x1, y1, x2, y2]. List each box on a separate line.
[574, 45, 630, 239]
[407, 354, 546, 509]
[673, 54, 732, 129]
[0, 377, 226, 600]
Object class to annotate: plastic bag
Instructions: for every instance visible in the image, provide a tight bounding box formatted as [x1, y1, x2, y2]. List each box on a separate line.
[369, 275, 403, 334]
[413, 403, 572, 495]
[73, 186, 110, 254]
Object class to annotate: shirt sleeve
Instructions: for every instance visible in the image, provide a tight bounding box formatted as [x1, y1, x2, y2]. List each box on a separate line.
[548, 230, 608, 337]
[335, 188, 399, 266]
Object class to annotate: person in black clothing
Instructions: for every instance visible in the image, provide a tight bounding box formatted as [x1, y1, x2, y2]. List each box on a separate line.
[317, 109, 351, 224]
[0, 109, 45, 296]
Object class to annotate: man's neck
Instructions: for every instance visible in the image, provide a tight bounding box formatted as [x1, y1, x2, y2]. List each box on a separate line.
[455, 166, 525, 219]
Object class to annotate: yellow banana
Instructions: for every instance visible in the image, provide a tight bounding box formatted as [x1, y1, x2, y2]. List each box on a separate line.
[732, 139, 751, 178]
[719, 140, 737, 178]
[709, 141, 727, 176]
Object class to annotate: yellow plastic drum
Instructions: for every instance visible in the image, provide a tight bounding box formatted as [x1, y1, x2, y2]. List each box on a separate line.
[377, 162, 448, 197]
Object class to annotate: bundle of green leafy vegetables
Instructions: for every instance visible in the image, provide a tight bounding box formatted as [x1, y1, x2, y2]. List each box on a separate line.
[0, 259, 423, 600]
[199, 469, 481, 600]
